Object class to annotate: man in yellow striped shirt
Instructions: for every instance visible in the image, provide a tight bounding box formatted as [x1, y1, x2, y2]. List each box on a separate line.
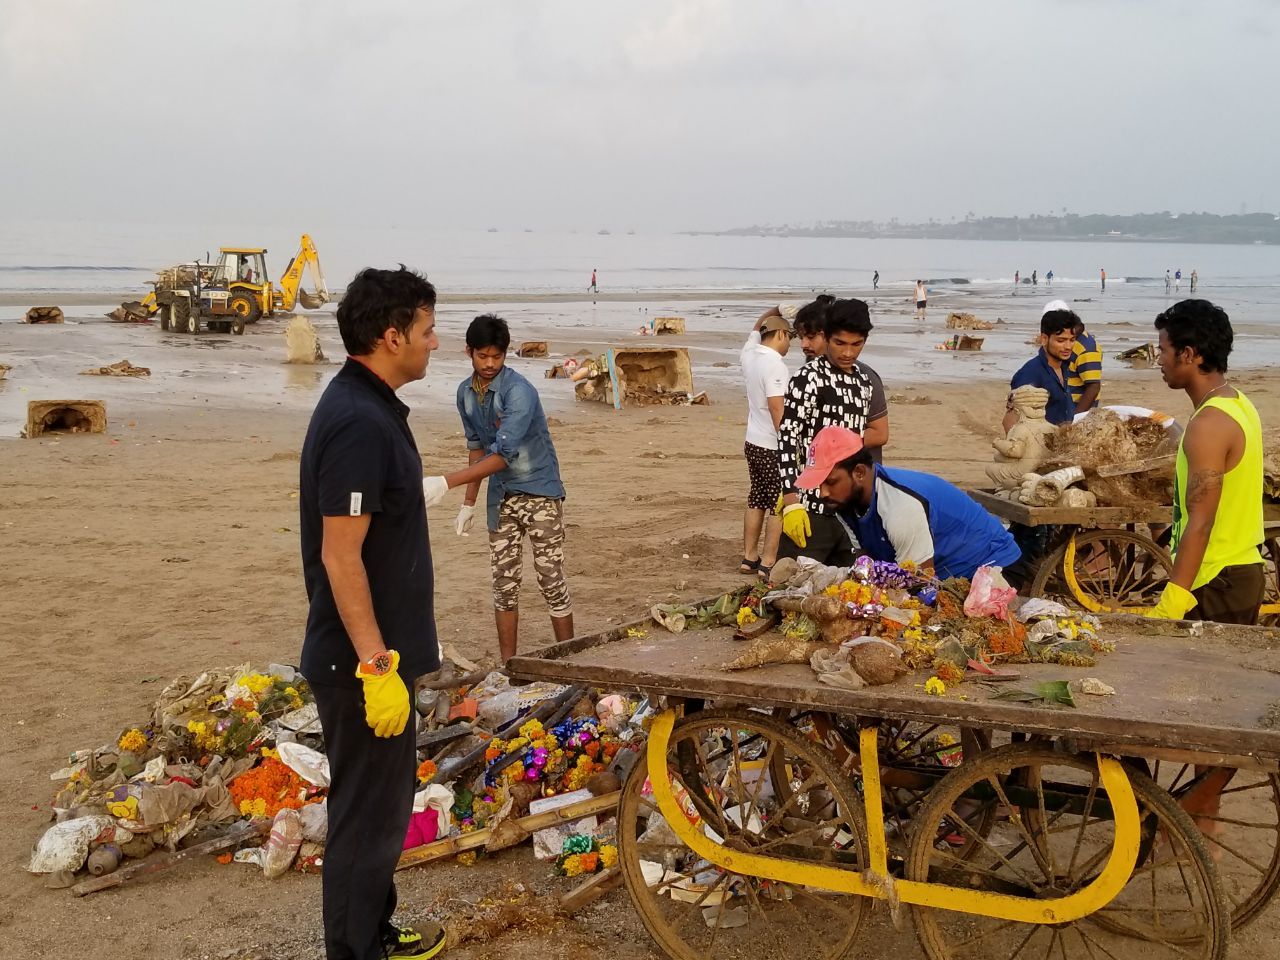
[1045, 299, 1102, 413]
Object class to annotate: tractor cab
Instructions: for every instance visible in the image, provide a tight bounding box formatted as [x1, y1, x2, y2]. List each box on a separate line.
[211, 247, 271, 324]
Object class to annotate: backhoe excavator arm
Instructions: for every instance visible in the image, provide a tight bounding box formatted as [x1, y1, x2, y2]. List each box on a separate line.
[275, 234, 330, 311]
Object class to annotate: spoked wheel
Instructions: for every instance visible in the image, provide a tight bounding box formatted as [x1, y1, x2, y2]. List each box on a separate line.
[906, 743, 1229, 960]
[618, 709, 870, 960]
[1260, 538, 1280, 627]
[773, 711, 992, 860]
[1149, 758, 1280, 931]
[1062, 529, 1173, 612]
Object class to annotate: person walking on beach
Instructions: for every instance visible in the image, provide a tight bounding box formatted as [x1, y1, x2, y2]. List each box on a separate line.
[1013, 270, 1020, 294]
[433, 314, 572, 665]
[299, 266, 448, 960]
[1175, 268, 1182, 292]
[873, 270, 879, 290]
[777, 299, 877, 566]
[588, 268, 598, 294]
[737, 307, 794, 579]
[1165, 270, 1173, 293]
[1032, 269, 1038, 287]
[1046, 269, 1054, 287]
[1100, 268, 1106, 292]
[914, 280, 927, 319]
[1190, 269, 1199, 293]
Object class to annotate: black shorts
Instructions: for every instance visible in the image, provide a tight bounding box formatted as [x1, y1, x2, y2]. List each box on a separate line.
[744, 442, 781, 511]
[916, 300, 927, 309]
[1193, 563, 1266, 625]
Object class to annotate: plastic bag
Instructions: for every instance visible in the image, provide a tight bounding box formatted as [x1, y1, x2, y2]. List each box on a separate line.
[300, 798, 328, 842]
[964, 566, 1017, 619]
[261, 808, 302, 879]
[277, 741, 330, 788]
[28, 816, 115, 873]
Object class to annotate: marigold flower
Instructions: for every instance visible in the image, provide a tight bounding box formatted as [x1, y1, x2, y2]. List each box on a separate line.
[117, 729, 147, 753]
[924, 677, 946, 696]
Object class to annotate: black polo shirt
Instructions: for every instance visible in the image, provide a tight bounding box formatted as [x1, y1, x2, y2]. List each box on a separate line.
[299, 358, 438, 688]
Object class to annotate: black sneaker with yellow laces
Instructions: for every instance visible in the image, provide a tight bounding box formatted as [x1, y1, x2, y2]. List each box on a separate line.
[381, 921, 445, 959]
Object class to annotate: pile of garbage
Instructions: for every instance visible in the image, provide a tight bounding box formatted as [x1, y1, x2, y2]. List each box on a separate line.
[29, 659, 649, 894]
[651, 558, 1112, 698]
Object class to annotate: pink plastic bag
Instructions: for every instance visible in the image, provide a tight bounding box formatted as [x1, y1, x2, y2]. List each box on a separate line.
[402, 809, 439, 851]
[964, 566, 1016, 619]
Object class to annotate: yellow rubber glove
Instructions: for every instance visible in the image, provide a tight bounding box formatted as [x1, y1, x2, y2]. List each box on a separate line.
[1145, 582, 1197, 620]
[782, 503, 811, 548]
[355, 649, 410, 738]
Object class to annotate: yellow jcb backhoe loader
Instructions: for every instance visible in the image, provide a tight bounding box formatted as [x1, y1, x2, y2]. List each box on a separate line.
[111, 234, 330, 328]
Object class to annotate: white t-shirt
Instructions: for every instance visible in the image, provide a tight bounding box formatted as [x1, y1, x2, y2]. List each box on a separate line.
[740, 331, 789, 449]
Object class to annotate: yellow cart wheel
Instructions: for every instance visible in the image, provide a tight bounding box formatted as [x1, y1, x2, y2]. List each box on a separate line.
[1148, 760, 1280, 931]
[618, 708, 870, 960]
[906, 743, 1229, 960]
[778, 712, 992, 861]
[1062, 529, 1172, 613]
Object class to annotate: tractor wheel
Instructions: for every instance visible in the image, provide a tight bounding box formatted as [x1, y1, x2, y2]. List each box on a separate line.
[171, 299, 193, 334]
[231, 316, 246, 336]
[158, 306, 171, 332]
[228, 291, 263, 325]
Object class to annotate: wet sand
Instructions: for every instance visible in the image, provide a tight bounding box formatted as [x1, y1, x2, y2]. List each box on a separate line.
[2, 297, 1278, 958]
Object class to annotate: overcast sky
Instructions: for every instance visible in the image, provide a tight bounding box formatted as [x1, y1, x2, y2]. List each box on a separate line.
[2, 0, 1276, 232]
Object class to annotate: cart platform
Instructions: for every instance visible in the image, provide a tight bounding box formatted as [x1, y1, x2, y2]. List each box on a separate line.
[509, 616, 1280, 762]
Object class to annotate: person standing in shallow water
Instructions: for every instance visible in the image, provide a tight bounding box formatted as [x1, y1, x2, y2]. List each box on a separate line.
[1100, 267, 1106, 292]
[914, 280, 927, 319]
[872, 269, 879, 290]
[588, 268, 598, 293]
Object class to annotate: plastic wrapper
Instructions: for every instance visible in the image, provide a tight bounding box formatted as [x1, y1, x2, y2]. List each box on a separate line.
[963, 566, 1016, 619]
[277, 742, 331, 788]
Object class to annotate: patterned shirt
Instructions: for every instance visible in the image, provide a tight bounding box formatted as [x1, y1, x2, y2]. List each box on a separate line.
[1067, 330, 1102, 407]
[778, 356, 874, 514]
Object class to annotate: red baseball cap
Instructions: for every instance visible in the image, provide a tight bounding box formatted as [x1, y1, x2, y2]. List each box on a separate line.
[796, 426, 865, 489]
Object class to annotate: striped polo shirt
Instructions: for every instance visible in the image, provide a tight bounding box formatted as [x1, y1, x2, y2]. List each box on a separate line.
[1067, 330, 1102, 407]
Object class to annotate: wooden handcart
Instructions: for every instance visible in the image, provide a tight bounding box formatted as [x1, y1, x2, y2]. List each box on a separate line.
[968, 489, 1280, 621]
[510, 614, 1280, 960]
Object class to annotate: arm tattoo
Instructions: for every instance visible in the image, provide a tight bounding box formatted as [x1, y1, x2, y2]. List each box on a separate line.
[1185, 469, 1223, 509]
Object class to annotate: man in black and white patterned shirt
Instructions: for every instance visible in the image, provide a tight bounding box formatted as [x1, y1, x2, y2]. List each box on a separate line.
[777, 298, 875, 565]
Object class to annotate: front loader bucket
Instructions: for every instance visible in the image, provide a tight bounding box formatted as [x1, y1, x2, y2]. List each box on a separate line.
[107, 300, 151, 323]
[297, 290, 327, 310]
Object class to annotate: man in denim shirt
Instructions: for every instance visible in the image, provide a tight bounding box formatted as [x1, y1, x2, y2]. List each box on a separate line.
[430, 314, 571, 663]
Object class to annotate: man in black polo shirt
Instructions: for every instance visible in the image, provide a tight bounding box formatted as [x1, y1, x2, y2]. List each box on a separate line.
[299, 266, 447, 960]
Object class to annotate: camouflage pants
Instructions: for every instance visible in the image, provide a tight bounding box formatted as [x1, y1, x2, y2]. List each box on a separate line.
[489, 493, 572, 616]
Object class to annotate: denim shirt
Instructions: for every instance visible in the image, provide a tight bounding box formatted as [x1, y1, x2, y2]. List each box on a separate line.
[456, 365, 565, 531]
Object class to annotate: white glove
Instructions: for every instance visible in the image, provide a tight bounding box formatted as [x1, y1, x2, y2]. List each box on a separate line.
[422, 475, 449, 508]
[455, 503, 476, 536]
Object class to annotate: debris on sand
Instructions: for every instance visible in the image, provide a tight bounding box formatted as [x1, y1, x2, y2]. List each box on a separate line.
[24, 306, 64, 324]
[24, 400, 107, 438]
[79, 360, 150, 378]
[0, 363, 10, 380]
[107, 302, 151, 323]
[945, 312, 994, 330]
[889, 393, 941, 406]
[652, 317, 686, 335]
[516, 341, 548, 358]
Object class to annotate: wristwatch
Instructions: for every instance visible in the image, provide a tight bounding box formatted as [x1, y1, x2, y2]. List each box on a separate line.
[359, 651, 394, 677]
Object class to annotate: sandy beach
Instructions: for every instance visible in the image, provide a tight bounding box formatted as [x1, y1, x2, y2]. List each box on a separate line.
[2, 291, 1278, 959]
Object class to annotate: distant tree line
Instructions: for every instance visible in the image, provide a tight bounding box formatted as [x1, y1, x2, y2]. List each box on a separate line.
[704, 212, 1280, 245]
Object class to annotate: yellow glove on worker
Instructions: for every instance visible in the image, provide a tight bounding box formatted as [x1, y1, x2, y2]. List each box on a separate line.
[356, 649, 410, 738]
[1145, 582, 1197, 620]
[781, 503, 811, 548]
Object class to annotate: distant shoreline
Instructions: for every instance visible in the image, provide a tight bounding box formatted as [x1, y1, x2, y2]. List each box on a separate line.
[689, 231, 1278, 247]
